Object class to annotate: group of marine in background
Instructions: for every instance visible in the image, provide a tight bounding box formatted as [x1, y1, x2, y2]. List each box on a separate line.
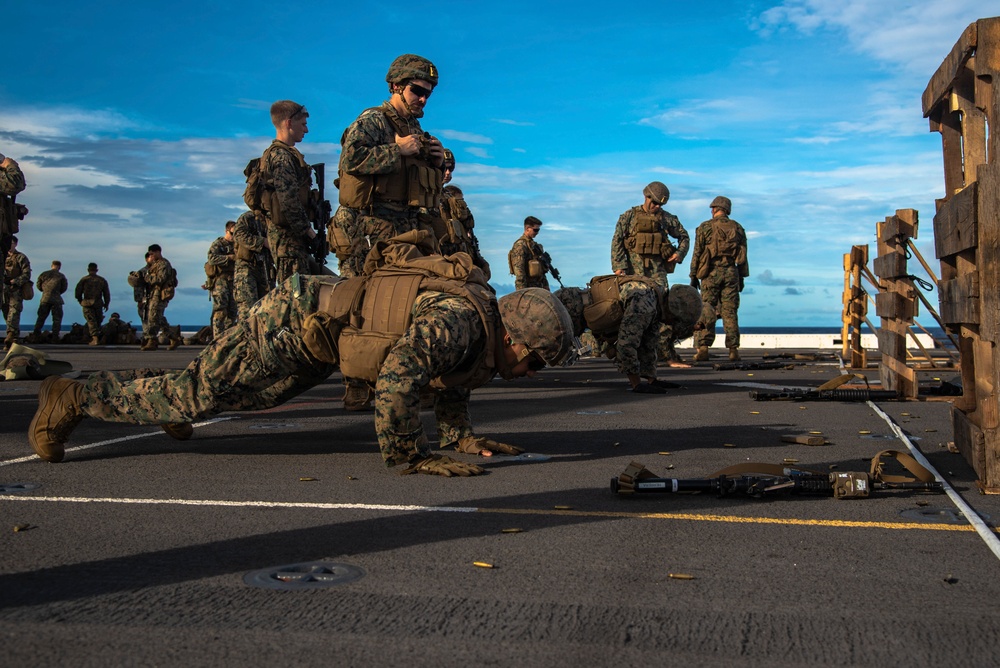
[4, 51, 750, 398]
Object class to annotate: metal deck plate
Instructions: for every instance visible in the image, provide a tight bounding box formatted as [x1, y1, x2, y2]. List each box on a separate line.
[243, 561, 365, 590]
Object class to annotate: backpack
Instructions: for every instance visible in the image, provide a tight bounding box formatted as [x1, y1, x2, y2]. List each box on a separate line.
[242, 156, 266, 214]
[708, 218, 742, 261]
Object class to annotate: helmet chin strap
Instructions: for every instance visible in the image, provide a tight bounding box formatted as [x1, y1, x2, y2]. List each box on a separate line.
[392, 83, 424, 119]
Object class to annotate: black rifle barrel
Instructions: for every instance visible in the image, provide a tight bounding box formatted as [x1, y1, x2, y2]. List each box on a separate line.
[749, 388, 901, 402]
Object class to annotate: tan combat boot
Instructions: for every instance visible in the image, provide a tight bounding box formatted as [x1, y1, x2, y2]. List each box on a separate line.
[29, 376, 87, 463]
[88, 336, 100, 346]
[167, 336, 181, 351]
[161, 422, 193, 440]
[729, 348, 741, 361]
[693, 346, 710, 362]
[141, 338, 158, 351]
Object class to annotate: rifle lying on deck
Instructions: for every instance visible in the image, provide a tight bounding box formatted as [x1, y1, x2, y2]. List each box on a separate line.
[749, 388, 901, 401]
[611, 450, 943, 499]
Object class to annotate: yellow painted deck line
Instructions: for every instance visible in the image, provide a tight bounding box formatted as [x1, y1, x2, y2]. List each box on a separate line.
[1, 494, 993, 533]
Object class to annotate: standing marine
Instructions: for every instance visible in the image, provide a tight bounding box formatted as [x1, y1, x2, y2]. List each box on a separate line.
[28, 234, 579, 478]
[206, 220, 238, 339]
[337, 54, 446, 270]
[434, 149, 491, 278]
[611, 181, 689, 366]
[508, 216, 557, 290]
[140, 244, 181, 351]
[689, 196, 749, 362]
[3, 236, 32, 350]
[33, 260, 68, 342]
[75, 262, 112, 346]
[232, 210, 274, 321]
[247, 100, 322, 283]
[336, 53, 446, 411]
[0, 151, 27, 306]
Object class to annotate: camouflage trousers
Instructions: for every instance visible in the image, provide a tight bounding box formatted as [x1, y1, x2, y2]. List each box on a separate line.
[210, 277, 237, 339]
[615, 285, 660, 378]
[81, 305, 104, 337]
[234, 261, 272, 322]
[34, 302, 64, 336]
[143, 293, 171, 341]
[3, 294, 24, 338]
[275, 251, 314, 285]
[80, 275, 336, 425]
[694, 265, 741, 350]
[373, 293, 481, 467]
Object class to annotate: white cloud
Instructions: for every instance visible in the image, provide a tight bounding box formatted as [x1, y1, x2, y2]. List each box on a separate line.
[439, 129, 494, 145]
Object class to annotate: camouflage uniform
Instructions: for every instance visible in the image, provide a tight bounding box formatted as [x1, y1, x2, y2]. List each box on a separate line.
[232, 211, 274, 321]
[74, 274, 524, 467]
[143, 256, 176, 343]
[508, 235, 549, 290]
[329, 204, 365, 277]
[261, 140, 316, 282]
[556, 280, 660, 379]
[339, 102, 441, 271]
[206, 235, 237, 339]
[0, 158, 26, 299]
[130, 265, 150, 329]
[436, 188, 491, 279]
[690, 214, 749, 350]
[3, 249, 31, 341]
[611, 205, 689, 361]
[33, 267, 68, 338]
[75, 272, 111, 338]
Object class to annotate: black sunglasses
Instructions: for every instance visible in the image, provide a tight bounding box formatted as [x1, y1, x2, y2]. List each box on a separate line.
[407, 83, 434, 99]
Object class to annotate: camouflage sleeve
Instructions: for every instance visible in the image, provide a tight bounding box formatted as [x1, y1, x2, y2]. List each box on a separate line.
[268, 150, 311, 237]
[102, 277, 111, 306]
[374, 295, 484, 467]
[59, 274, 68, 295]
[233, 214, 265, 253]
[0, 159, 26, 196]
[12, 254, 30, 287]
[689, 221, 709, 279]
[663, 213, 690, 261]
[207, 238, 233, 267]
[611, 210, 632, 273]
[74, 278, 85, 302]
[340, 109, 402, 176]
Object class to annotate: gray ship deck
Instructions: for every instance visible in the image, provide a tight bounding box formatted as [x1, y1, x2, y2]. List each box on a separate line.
[1, 344, 997, 667]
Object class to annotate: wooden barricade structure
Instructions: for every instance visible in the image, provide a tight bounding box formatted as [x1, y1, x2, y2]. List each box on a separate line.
[923, 17, 1000, 489]
[873, 210, 919, 398]
[841, 246, 868, 368]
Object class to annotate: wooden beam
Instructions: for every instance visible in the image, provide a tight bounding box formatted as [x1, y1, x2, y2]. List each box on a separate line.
[923, 21, 977, 116]
[933, 182, 978, 258]
[939, 273, 981, 325]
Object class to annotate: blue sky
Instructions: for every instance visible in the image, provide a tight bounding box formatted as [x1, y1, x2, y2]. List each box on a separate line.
[2, 0, 995, 328]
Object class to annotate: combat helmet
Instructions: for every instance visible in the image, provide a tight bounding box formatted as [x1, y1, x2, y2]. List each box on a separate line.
[498, 288, 578, 367]
[643, 181, 670, 205]
[710, 195, 732, 215]
[665, 284, 703, 341]
[552, 288, 587, 338]
[386, 54, 439, 86]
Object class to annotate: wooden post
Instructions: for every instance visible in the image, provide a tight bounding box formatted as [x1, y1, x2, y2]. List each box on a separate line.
[923, 17, 1000, 489]
[841, 245, 868, 368]
[873, 210, 919, 398]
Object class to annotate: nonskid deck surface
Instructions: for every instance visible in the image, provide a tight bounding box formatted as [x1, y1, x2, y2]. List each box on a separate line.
[0, 344, 995, 667]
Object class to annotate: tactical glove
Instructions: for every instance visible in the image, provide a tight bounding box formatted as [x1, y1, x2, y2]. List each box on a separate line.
[632, 383, 667, 395]
[690, 278, 700, 289]
[402, 454, 485, 477]
[455, 436, 523, 456]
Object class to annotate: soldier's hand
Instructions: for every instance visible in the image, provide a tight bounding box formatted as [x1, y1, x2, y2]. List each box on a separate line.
[456, 436, 523, 457]
[690, 277, 700, 289]
[614, 269, 625, 276]
[402, 454, 485, 477]
[395, 133, 423, 157]
[425, 135, 445, 165]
